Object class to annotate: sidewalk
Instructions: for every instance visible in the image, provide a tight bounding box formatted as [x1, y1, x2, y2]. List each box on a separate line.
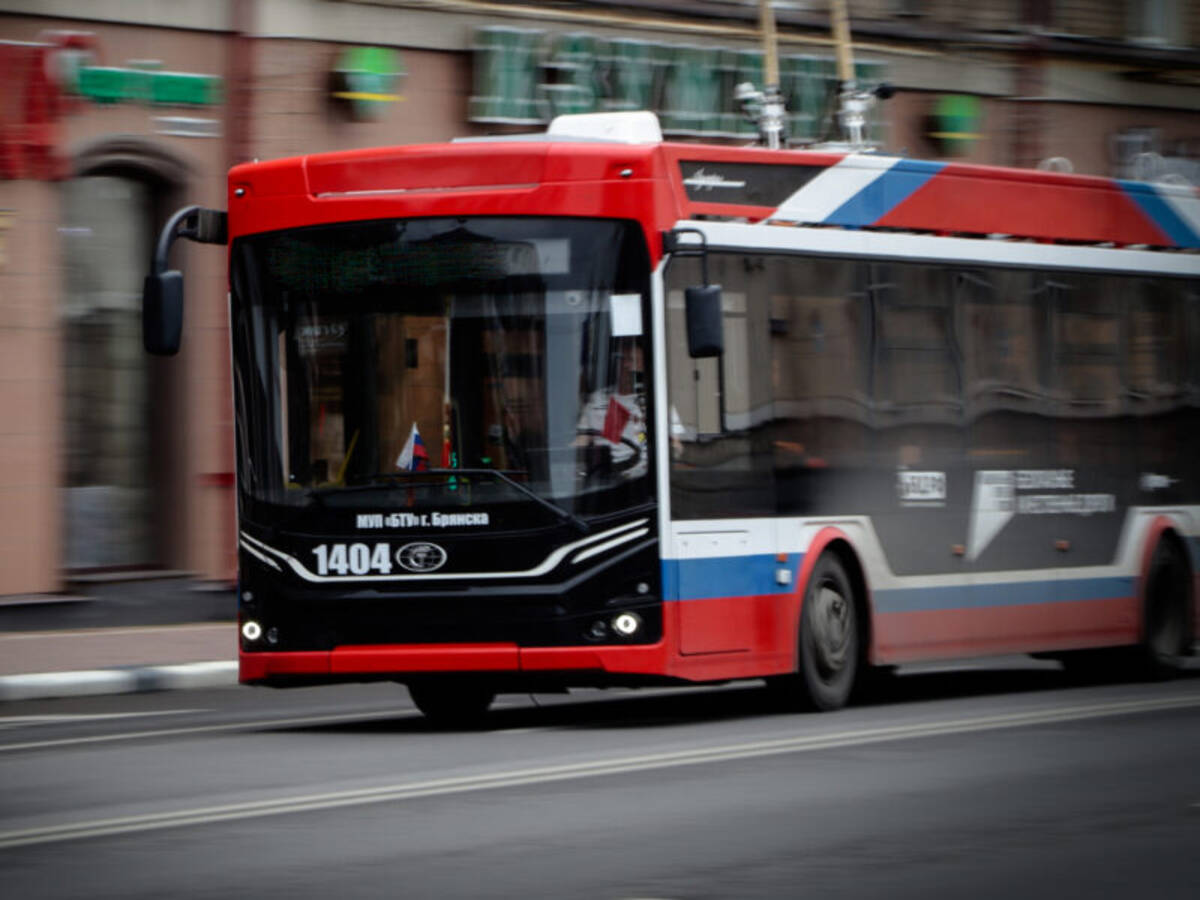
[0, 578, 239, 702]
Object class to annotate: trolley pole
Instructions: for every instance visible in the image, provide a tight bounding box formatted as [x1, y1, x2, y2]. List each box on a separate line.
[831, 0, 854, 86]
[830, 0, 868, 147]
[758, 0, 785, 149]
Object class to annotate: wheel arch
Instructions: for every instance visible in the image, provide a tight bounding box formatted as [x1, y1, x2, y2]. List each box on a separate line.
[792, 528, 874, 671]
[1138, 517, 1195, 648]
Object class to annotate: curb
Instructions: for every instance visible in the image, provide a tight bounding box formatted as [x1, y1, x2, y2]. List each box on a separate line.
[0, 662, 238, 702]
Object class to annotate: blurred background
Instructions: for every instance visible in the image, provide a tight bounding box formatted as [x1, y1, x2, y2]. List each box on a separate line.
[0, 0, 1197, 606]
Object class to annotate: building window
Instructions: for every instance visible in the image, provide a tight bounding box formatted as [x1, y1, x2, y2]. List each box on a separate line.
[1128, 0, 1181, 44]
[61, 175, 155, 568]
[1022, 0, 1056, 29]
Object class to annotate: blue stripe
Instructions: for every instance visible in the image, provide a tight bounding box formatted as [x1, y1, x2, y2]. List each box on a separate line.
[663, 554, 800, 602]
[1118, 181, 1200, 248]
[824, 159, 946, 227]
[664, 552, 1137, 613]
[874, 577, 1135, 615]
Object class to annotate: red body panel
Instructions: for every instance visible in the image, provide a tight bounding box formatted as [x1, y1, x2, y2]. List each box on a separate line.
[873, 598, 1138, 664]
[676, 594, 787, 656]
[331, 644, 519, 674]
[878, 164, 1171, 246]
[242, 643, 672, 682]
[228, 142, 684, 271]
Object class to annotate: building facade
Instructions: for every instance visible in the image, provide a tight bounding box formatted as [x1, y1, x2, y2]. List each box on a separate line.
[0, 0, 1196, 596]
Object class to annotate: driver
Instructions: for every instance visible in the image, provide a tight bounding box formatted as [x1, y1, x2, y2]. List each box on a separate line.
[575, 341, 646, 477]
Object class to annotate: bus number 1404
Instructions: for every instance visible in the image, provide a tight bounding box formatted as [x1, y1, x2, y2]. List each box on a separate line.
[312, 543, 392, 575]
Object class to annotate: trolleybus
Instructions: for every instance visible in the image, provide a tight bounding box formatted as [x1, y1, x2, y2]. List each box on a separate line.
[144, 111, 1200, 722]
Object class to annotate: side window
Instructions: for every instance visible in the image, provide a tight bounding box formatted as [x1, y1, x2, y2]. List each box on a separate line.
[665, 251, 775, 518]
[1126, 275, 1185, 406]
[868, 261, 962, 425]
[767, 256, 871, 482]
[1187, 281, 1200, 401]
[666, 252, 873, 519]
[1046, 272, 1122, 416]
[959, 267, 1044, 416]
[1127, 274, 1189, 471]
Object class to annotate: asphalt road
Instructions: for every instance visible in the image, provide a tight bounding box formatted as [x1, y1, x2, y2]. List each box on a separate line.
[2, 665, 1199, 900]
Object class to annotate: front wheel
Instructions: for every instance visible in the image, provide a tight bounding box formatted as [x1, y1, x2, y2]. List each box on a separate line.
[768, 552, 860, 711]
[407, 679, 496, 728]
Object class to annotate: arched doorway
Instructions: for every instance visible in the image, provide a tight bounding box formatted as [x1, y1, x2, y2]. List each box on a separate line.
[60, 139, 190, 571]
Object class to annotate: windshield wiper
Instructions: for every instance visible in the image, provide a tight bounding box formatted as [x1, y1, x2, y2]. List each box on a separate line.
[431, 468, 589, 534]
[341, 468, 590, 533]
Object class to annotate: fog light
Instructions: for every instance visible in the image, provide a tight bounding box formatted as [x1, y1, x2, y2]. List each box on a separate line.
[588, 620, 608, 640]
[241, 620, 263, 642]
[612, 612, 642, 637]
[266, 626, 279, 646]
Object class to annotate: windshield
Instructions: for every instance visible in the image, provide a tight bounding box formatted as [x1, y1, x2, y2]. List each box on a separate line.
[230, 217, 653, 521]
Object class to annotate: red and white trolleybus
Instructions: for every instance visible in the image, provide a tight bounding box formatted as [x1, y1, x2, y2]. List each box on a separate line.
[144, 111, 1200, 722]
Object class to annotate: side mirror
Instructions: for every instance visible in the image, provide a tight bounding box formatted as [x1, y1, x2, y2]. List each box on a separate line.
[142, 205, 227, 357]
[685, 285, 723, 358]
[143, 270, 184, 356]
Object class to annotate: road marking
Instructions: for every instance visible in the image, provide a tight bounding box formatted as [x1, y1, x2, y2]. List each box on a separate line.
[0, 691, 1198, 850]
[0, 710, 204, 727]
[0, 685, 724, 752]
[0, 708, 419, 753]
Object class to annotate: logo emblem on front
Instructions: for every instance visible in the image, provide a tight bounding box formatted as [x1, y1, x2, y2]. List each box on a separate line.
[396, 542, 447, 573]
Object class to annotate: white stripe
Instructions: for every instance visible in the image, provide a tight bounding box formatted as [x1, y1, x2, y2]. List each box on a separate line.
[239, 540, 280, 570]
[674, 219, 1200, 276]
[1, 691, 1196, 849]
[240, 518, 650, 583]
[771, 155, 900, 224]
[665, 508, 1200, 595]
[651, 258, 675, 559]
[572, 527, 650, 564]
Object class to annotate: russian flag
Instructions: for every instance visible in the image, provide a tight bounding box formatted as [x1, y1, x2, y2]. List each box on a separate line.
[396, 423, 430, 472]
[602, 396, 630, 445]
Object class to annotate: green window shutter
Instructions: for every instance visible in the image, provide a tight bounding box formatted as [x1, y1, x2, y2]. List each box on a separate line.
[540, 32, 599, 118]
[661, 45, 723, 136]
[469, 27, 543, 123]
[602, 39, 662, 112]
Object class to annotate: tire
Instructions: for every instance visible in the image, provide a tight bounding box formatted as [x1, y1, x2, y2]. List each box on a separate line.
[1140, 539, 1192, 679]
[407, 679, 496, 728]
[768, 552, 860, 711]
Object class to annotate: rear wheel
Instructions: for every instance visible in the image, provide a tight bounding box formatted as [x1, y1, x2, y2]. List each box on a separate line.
[769, 552, 860, 711]
[407, 679, 496, 728]
[1141, 539, 1192, 679]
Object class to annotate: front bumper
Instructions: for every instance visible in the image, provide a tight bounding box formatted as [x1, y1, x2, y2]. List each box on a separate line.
[240, 640, 670, 686]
